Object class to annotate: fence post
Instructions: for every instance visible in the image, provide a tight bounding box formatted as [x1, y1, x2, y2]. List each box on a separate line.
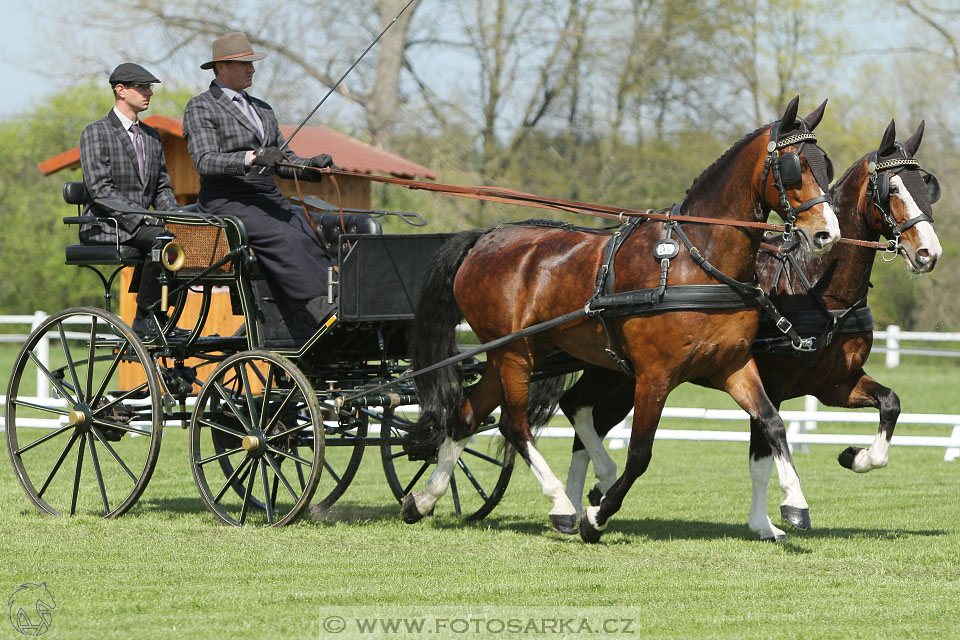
[804, 395, 818, 431]
[886, 324, 900, 369]
[32, 310, 49, 399]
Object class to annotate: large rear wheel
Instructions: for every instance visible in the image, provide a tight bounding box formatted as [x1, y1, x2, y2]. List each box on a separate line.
[5, 307, 163, 517]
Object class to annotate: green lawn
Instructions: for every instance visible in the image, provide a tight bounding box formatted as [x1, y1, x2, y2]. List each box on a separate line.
[2, 354, 959, 638]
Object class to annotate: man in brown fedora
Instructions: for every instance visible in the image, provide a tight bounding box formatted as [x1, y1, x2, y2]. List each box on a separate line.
[183, 32, 337, 345]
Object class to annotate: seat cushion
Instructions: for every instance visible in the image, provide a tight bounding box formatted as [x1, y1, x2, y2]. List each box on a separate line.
[312, 213, 382, 249]
[65, 244, 142, 264]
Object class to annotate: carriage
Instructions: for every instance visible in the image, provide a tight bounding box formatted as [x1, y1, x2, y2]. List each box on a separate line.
[4, 181, 515, 527]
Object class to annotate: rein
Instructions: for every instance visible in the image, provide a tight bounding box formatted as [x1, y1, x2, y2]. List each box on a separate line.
[284, 164, 790, 234]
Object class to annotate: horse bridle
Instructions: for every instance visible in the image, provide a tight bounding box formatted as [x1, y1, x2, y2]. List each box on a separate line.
[866, 143, 940, 260]
[760, 121, 833, 238]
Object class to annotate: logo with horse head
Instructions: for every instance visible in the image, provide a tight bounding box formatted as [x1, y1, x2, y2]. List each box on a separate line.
[8, 582, 56, 636]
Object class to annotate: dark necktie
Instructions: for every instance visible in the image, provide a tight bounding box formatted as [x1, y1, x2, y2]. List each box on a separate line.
[130, 122, 145, 181]
[234, 95, 264, 142]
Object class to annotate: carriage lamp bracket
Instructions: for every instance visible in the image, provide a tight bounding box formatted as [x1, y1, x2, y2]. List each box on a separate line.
[327, 266, 338, 303]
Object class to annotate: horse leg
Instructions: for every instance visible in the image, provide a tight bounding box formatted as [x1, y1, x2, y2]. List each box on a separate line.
[723, 361, 811, 532]
[402, 369, 503, 523]
[560, 370, 633, 514]
[498, 354, 579, 534]
[748, 415, 787, 541]
[580, 381, 665, 543]
[827, 371, 899, 473]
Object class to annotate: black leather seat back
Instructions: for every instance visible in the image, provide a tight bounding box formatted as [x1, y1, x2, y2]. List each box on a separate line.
[311, 213, 382, 249]
[63, 182, 90, 205]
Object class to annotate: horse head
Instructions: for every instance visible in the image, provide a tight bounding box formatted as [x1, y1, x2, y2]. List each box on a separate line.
[861, 120, 943, 273]
[761, 96, 840, 255]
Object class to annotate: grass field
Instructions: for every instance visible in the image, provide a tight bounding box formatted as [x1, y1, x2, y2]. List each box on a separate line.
[1, 352, 959, 639]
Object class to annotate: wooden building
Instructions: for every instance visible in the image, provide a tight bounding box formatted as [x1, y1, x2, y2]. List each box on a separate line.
[39, 116, 436, 336]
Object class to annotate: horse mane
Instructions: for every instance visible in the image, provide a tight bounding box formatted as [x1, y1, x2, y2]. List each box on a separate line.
[829, 152, 870, 199]
[684, 124, 769, 201]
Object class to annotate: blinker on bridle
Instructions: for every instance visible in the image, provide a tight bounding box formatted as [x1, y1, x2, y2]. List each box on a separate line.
[866, 143, 940, 261]
[760, 121, 833, 239]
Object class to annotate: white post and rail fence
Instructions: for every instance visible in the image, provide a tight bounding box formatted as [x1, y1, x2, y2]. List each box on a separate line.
[1, 314, 958, 461]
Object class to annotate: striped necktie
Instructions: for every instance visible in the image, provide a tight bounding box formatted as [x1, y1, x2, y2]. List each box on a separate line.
[130, 122, 145, 181]
[234, 95, 264, 142]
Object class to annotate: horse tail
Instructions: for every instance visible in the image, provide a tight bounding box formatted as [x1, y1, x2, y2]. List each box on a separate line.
[408, 229, 487, 451]
[527, 373, 572, 433]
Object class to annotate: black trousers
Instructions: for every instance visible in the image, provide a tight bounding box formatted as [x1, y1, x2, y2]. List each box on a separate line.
[198, 173, 333, 301]
[125, 224, 167, 317]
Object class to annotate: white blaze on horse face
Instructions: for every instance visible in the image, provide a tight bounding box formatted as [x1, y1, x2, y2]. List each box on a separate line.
[890, 174, 943, 272]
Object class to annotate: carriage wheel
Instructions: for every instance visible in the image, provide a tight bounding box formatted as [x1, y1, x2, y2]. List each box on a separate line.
[5, 307, 163, 518]
[209, 404, 365, 511]
[379, 408, 514, 521]
[189, 351, 323, 526]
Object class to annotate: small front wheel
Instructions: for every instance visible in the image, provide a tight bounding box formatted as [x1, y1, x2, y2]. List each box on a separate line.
[189, 351, 323, 526]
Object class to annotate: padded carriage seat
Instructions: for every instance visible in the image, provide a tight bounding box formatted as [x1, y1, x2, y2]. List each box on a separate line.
[63, 181, 90, 206]
[61, 181, 144, 265]
[312, 213, 382, 250]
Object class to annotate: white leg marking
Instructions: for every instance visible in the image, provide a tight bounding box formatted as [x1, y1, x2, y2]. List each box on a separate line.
[748, 455, 785, 540]
[570, 407, 618, 493]
[852, 432, 891, 472]
[774, 453, 809, 509]
[415, 436, 468, 515]
[525, 441, 576, 516]
[584, 505, 607, 531]
[565, 449, 590, 516]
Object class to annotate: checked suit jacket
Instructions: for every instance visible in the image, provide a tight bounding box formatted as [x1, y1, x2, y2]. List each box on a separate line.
[78, 109, 179, 244]
[183, 81, 311, 183]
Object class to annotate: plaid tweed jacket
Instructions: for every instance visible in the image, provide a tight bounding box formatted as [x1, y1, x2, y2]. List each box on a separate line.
[79, 109, 178, 244]
[183, 81, 311, 183]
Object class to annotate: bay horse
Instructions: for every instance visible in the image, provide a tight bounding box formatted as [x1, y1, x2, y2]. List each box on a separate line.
[559, 120, 943, 541]
[404, 97, 840, 543]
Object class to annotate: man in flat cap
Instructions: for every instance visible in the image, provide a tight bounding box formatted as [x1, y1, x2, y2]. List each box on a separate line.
[79, 62, 186, 339]
[183, 32, 337, 343]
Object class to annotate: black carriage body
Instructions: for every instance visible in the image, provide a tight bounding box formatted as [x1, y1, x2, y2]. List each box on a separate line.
[338, 233, 454, 322]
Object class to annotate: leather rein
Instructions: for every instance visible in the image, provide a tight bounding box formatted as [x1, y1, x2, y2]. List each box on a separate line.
[287, 164, 795, 234]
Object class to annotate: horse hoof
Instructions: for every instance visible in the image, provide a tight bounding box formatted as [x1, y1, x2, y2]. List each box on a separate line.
[579, 514, 603, 544]
[587, 487, 603, 507]
[838, 446, 863, 470]
[401, 494, 424, 524]
[780, 505, 811, 530]
[549, 514, 579, 535]
[759, 532, 788, 543]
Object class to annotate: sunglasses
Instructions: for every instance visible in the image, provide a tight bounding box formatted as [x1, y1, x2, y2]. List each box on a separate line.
[126, 83, 154, 91]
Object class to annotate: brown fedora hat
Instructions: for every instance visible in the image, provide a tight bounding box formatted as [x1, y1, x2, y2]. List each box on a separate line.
[200, 32, 267, 70]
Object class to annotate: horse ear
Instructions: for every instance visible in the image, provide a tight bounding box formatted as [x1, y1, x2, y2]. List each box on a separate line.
[780, 96, 800, 129]
[878, 119, 897, 156]
[903, 120, 925, 156]
[801, 98, 828, 131]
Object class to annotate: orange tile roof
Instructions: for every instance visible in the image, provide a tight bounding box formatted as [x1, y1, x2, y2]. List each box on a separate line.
[38, 115, 436, 180]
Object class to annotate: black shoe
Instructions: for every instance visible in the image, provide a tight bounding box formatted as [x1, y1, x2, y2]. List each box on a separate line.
[305, 296, 338, 326]
[131, 316, 191, 340]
